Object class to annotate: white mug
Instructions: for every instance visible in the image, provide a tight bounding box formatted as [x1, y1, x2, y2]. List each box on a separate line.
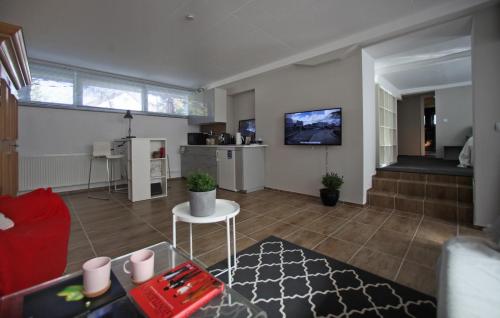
[123, 249, 155, 283]
[82, 256, 111, 294]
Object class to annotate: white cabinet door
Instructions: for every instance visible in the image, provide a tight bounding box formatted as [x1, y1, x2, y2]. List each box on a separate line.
[217, 149, 237, 192]
[130, 139, 151, 201]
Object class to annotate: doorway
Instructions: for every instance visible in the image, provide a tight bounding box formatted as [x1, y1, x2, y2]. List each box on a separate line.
[423, 95, 436, 156]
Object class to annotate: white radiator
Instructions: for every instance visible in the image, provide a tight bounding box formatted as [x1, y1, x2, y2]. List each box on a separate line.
[19, 154, 122, 192]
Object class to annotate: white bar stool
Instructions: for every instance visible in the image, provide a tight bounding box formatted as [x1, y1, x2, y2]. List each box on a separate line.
[87, 141, 124, 200]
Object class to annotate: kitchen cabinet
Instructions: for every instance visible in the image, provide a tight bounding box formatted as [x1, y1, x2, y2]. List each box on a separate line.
[180, 145, 266, 193]
[188, 88, 227, 124]
[180, 146, 217, 181]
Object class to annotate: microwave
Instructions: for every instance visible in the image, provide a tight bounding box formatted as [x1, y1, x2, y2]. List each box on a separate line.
[187, 133, 207, 145]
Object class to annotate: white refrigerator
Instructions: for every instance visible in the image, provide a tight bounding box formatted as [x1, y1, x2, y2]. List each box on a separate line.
[216, 149, 237, 192]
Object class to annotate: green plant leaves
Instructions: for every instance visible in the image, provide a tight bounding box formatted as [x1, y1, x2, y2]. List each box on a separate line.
[187, 172, 216, 192]
[322, 172, 344, 191]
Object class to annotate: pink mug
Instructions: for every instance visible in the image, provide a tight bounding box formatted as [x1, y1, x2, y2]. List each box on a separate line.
[82, 256, 111, 294]
[123, 249, 155, 283]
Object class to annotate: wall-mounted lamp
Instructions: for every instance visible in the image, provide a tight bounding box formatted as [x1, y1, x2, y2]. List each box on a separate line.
[124, 110, 135, 138]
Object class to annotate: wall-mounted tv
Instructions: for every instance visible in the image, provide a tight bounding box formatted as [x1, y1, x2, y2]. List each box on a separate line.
[285, 108, 342, 145]
[239, 119, 256, 137]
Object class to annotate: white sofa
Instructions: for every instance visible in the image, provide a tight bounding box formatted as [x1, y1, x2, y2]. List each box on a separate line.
[437, 235, 500, 318]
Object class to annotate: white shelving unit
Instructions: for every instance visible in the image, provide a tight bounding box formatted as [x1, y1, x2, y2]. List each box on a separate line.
[377, 85, 398, 167]
[128, 138, 168, 202]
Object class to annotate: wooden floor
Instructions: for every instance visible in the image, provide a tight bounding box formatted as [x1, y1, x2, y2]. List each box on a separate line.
[63, 179, 485, 297]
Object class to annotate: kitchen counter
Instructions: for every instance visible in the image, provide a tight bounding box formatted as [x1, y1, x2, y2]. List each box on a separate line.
[180, 144, 266, 192]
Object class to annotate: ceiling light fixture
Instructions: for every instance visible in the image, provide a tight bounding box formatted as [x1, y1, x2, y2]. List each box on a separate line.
[185, 14, 195, 21]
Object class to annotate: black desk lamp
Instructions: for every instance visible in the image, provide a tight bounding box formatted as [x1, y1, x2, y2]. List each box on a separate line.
[124, 110, 135, 138]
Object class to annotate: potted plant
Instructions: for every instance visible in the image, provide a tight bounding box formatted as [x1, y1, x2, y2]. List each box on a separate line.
[320, 172, 344, 206]
[187, 172, 217, 217]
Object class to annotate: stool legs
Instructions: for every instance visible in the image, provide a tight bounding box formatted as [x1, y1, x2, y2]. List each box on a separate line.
[87, 156, 110, 200]
[106, 158, 111, 193]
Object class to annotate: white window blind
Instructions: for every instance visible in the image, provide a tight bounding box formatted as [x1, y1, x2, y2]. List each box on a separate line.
[20, 63, 74, 104]
[19, 61, 201, 117]
[81, 75, 142, 111]
[147, 85, 188, 115]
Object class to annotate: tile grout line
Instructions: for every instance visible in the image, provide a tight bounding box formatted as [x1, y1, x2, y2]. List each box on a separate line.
[310, 208, 364, 250]
[346, 209, 396, 264]
[109, 195, 171, 242]
[393, 213, 425, 280]
[65, 195, 98, 258]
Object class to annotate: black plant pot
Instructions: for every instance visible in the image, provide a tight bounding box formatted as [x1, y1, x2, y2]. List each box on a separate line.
[320, 188, 339, 206]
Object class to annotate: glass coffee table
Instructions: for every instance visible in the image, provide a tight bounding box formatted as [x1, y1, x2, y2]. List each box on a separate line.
[0, 241, 266, 318]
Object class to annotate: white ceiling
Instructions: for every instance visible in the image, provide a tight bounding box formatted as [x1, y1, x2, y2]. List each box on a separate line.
[0, 0, 491, 89]
[366, 17, 472, 95]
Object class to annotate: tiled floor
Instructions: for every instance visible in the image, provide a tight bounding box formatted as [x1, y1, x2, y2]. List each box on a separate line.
[63, 179, 486, 297]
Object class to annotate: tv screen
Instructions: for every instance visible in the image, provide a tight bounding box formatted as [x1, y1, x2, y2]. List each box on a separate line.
[285, 108, 342, 145]
[239, 119, 256, 137]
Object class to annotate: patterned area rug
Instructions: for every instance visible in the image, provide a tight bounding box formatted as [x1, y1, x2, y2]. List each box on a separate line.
[208, 236, 436, 318]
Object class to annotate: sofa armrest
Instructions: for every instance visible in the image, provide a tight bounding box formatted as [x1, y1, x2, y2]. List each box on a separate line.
[437, 237, 500, 318]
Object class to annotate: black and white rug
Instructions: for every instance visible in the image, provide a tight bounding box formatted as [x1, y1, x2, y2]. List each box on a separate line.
[208, 236, 436, 318]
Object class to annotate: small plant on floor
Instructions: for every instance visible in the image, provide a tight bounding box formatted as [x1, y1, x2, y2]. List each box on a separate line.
[320, 172, 344, 206]
[187, 172, 217, 217]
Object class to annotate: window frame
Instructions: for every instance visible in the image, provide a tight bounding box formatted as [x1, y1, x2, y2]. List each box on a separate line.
[19, 60, 195, 119]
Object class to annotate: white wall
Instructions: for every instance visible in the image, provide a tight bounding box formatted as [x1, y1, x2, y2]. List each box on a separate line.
[220, 52, 365, 204]
[362, 50, 376, 203]
[472, 4, 500, 227]
[435, 85, 472, 158]
[19, 106, 191, 190]
[397, 94, 425, 156]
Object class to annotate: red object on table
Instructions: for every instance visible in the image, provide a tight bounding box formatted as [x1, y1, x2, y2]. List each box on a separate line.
[130, 261, 224, 318]
[0, 188, 71, 296]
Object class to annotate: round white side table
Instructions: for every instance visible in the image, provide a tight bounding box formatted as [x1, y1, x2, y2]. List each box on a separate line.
[172, 199, 240, 287]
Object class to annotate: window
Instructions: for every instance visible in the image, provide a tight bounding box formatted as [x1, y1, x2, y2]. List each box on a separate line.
[20, 64, 74, 104]
[19, 61, 201, 117]
[81, 76, 142, 111]
[147, 86, 189, 115]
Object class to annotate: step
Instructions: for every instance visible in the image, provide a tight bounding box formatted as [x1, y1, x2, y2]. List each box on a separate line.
[367, 190, 395, 210]
[368, 190, 474, 225]
[371, 177, 472, 203]
[371, 177, 397, 194]
[375, 169, 473, 186]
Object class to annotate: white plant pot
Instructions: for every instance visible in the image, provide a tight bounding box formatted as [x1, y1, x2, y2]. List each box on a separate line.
[189, 189, 216, 217]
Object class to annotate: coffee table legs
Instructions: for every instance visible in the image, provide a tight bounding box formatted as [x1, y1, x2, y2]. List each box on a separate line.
[226, 218, 231, 287]
[172, 215, 237, 288]
[172, 215, 177, 248]
[189, 223, 193, 260]
[233, 217, 237, 271]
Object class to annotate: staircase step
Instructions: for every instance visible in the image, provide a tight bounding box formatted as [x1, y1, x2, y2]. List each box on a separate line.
[395, 194, 423, 214]
[398, 180, 426, 198]
[370, 169, 474, 224]
[375, 170, 473, 186]
[423, 198, 457, 222]
[367, 190, 395, 210]
[370, 177, 472, 203]
[371, 178, 397, 193]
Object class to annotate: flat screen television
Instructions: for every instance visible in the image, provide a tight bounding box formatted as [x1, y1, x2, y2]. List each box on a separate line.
[285, 108, 342, 145]
[239, 119, 256, 137]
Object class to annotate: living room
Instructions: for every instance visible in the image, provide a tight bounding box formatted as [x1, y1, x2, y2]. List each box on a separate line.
[1, 1, 500, 317]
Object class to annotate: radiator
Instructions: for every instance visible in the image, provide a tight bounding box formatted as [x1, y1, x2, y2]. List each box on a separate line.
[19, 154, 122, 192]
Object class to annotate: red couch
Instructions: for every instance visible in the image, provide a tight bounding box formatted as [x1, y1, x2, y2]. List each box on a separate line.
[0, 188, 70, 296]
